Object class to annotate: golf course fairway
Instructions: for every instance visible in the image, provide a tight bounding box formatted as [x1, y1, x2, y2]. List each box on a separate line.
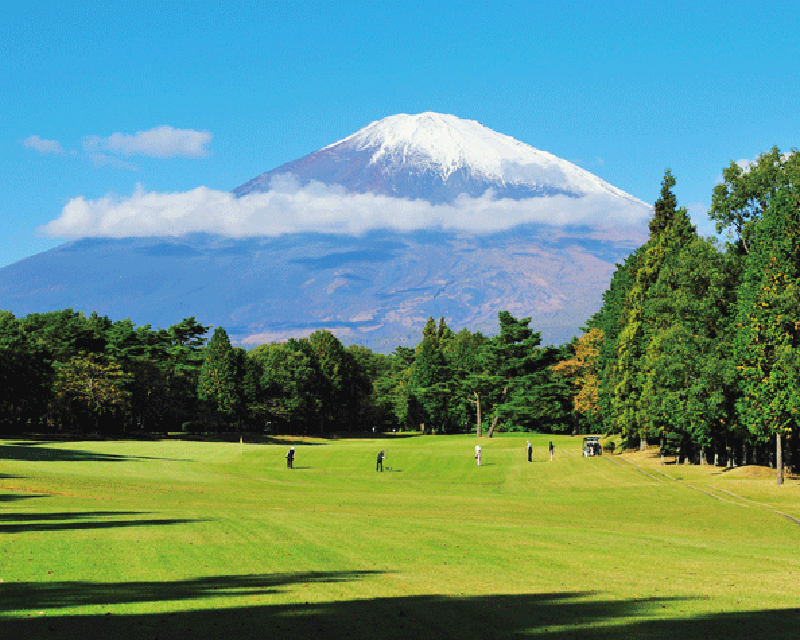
[1, 434, 798, 639]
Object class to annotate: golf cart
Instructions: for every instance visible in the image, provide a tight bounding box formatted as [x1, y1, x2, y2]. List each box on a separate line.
[583, 436, 602, 457]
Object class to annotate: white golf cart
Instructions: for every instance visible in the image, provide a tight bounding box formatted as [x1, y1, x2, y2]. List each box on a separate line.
[583, 436, 602, 457]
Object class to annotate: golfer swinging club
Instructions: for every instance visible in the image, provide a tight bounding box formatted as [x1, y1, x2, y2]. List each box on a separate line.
[377, 449, 385, 472]
[475, 444, 482, 466]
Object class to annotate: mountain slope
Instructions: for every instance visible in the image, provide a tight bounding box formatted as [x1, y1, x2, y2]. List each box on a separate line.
[234, 112, 646, 206]
[1, 113, 650, 349]
[0, 227, 630, 348]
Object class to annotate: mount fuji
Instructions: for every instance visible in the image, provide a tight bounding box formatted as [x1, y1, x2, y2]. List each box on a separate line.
[1, 113, 652, 349]
[235, 112, 644, 206]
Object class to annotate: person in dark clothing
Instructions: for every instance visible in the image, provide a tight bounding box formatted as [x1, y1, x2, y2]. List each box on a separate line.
[286, 447, 295, 469]
[377, 450, 385, 472]
[549, 441, 554, 462]
[527, 441, 533, 462]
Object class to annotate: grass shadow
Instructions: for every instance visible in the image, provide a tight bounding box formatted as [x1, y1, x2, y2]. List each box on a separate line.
[2, 585, 796, 640]
[0, 493, 41, 502]
[0, 571, 381, 611]
[0, 510, 207, 534]
[0, 442, 188, 463]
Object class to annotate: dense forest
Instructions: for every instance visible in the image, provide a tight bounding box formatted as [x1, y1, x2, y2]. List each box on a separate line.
[0, 307, 573, 438]
[1, 148, 798, 479]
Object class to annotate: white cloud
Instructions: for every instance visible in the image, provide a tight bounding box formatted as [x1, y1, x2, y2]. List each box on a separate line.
[85, 126, 212, 158]
[40, 175, 653, 240]
[22, 135, 65, 154]
[86, 151, 139, 171]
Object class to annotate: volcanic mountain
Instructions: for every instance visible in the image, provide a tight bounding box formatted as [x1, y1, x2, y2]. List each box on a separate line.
[0, 113, 652, 349]
[235, 112, 642, 205]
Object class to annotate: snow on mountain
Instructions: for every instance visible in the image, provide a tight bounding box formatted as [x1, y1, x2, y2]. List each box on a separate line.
[4, 112, 653, 351]
[234, 112, 646, 207]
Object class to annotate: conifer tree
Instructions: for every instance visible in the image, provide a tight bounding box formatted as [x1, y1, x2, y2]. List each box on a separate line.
[734, 186, 800, 485]
[409, 317, 453, 433]
[605, 170, 698, 448]
[198, 326, 239, 422]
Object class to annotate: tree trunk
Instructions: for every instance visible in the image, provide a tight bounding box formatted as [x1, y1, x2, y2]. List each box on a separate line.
[777, 432, 784, 486]
[473, 392, 482, 438]
[640, 432, 647, 451]
[487, 415, 498, 438]
[726, 435, 733, 469]
[487, 386, 509, 438]
[660, 433, 665, 466]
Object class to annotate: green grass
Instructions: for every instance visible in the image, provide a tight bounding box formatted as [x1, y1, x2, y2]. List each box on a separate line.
[1, 434, 798, 639]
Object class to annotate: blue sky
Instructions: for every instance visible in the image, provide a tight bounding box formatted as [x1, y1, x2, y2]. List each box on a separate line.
[3, 0, 799, 268]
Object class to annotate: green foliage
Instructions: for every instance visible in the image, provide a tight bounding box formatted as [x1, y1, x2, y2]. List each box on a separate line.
[52, 352, 132, 431]
[309, 330, 372, 431]
[198, 326, 241, 421]
[640, 235, 736, 449]
[709, 147, 800, 254]
[606, 171, 696, 443]
[734, 187, 800, 444]
[409, 318, 454, 433]
[251, 340, 322, 432]
[0, 311, 51, 430]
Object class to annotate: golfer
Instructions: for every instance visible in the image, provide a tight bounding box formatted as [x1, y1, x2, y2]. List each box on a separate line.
[549, 441, 554, 462]
[475, 444, 482, 466]
[377, 449, 385, 472]
[286, 446, 295, 469]
[527, 441, 533, 462]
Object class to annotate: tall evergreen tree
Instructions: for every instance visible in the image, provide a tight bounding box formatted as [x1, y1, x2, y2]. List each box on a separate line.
[734, 186, 800, 485]
[198, 326, 240, 423]
[607, 170, 692, 447]
[409, 318, 454, 433]
[640, 234, 736, 463]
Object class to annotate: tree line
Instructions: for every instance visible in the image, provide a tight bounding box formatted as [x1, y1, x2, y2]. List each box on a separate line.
[0, 307, 575, 437]
[2, 146, 798, 484]
[571, 147, 800, 483]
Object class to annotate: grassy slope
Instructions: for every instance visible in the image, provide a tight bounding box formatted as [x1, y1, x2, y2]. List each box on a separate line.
[1, 434, 798, 640]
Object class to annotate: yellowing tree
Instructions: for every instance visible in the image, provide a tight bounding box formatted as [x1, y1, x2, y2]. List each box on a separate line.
[552, 328, 602, 418]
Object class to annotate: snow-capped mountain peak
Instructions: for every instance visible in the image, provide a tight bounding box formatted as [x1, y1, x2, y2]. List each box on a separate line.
[234, 112, 646, 206]
[331, 112, 543, 181]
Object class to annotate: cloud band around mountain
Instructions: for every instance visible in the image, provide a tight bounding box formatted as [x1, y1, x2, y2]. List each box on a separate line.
[40, 175, 652, 242]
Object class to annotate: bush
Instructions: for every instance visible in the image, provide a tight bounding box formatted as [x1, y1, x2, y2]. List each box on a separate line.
[182, 421, 204, 434]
